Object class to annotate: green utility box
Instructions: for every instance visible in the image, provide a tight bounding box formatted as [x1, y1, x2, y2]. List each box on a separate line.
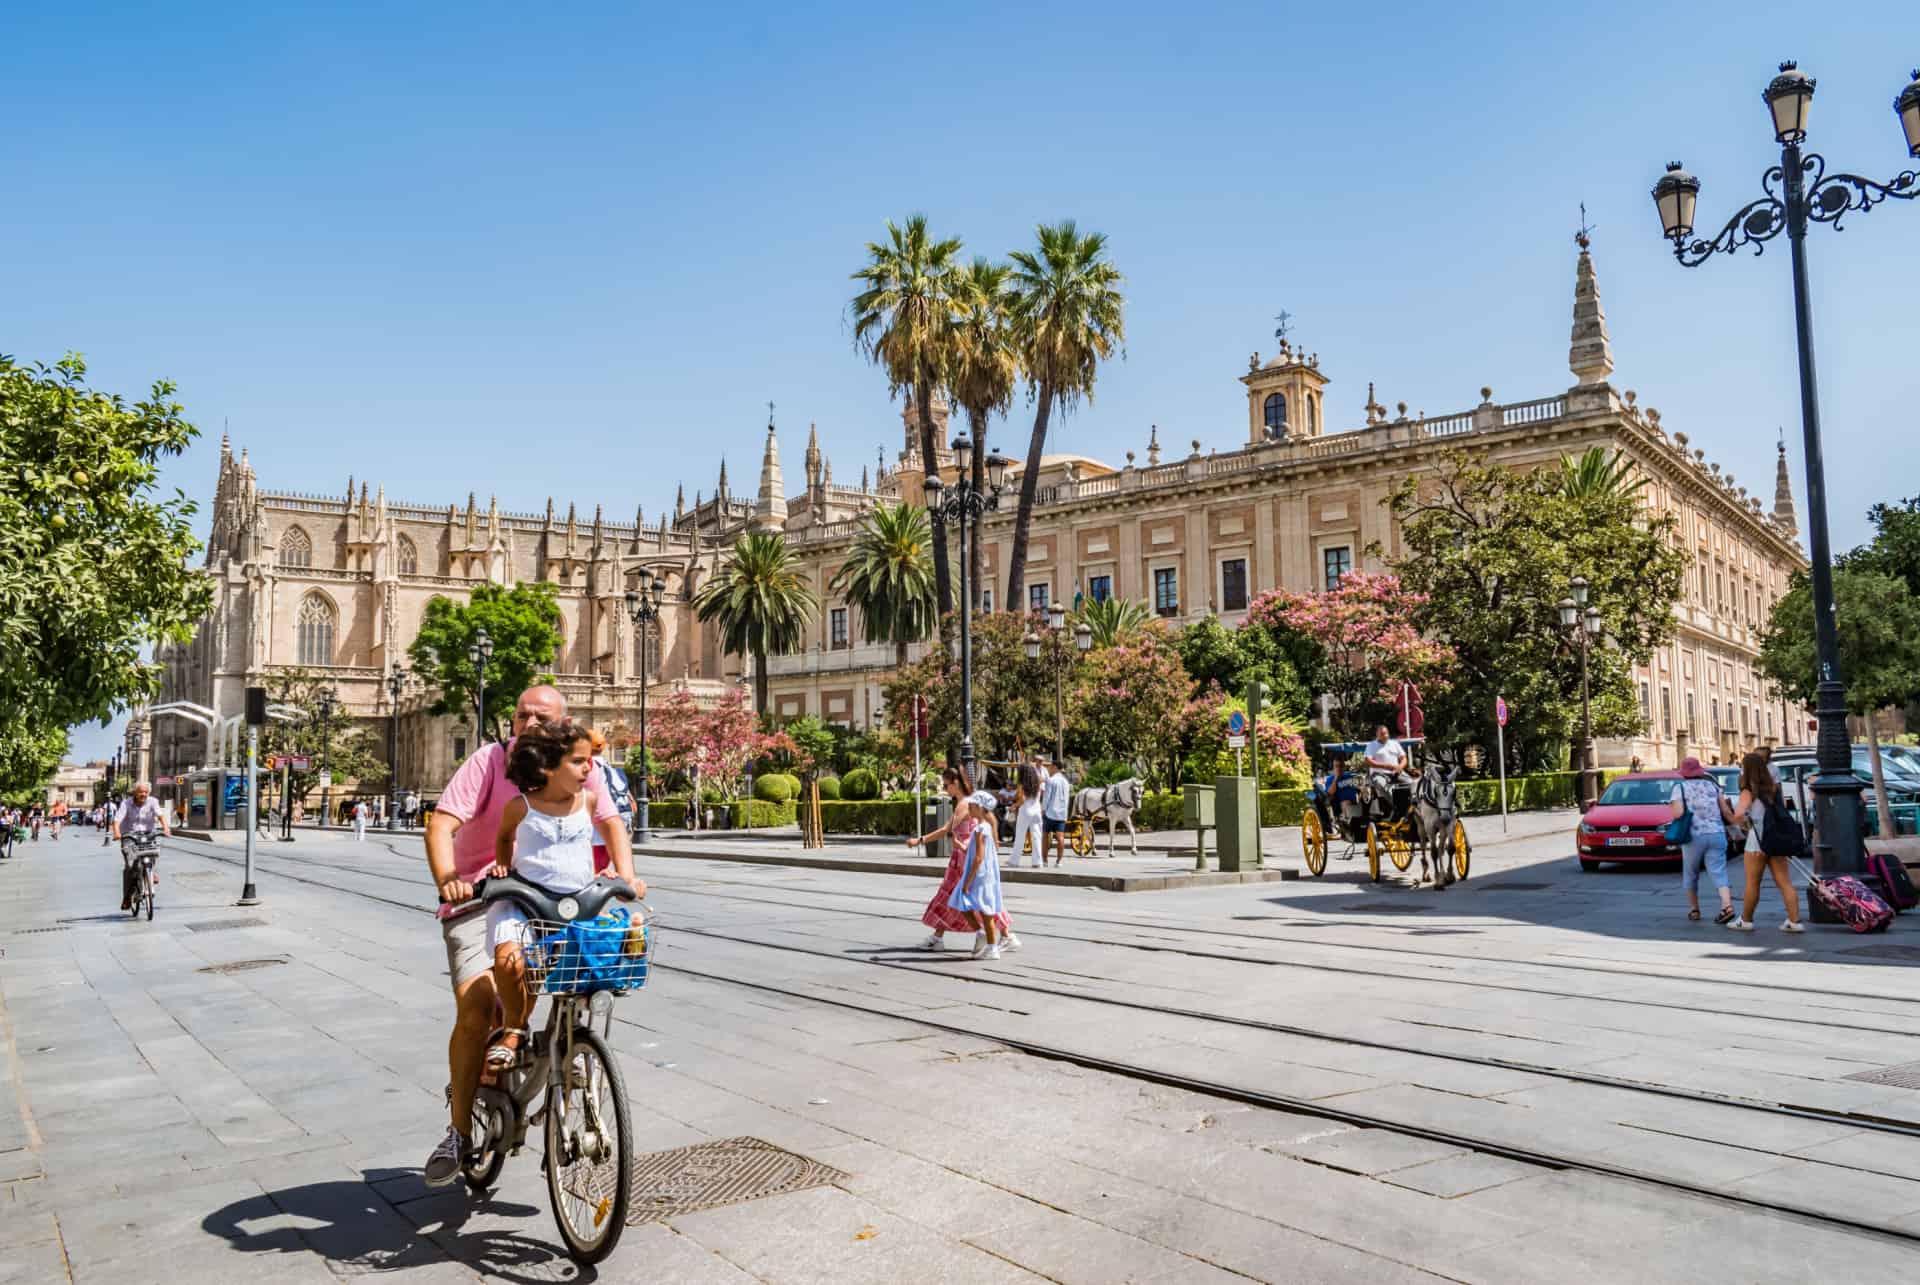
[1213, 774, 1261, 872]
[1183, 784, 1216, 870]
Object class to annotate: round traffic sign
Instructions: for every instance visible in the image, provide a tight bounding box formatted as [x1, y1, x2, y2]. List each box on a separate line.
[1227, 710, 1247, 735]
[1496, 697, 1509, 728]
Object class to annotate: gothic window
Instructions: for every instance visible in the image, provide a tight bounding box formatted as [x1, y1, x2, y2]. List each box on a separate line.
[396, 533, 418, 575]
[280, 526, 313, 569]
[296, 592, 336, 666]
[633, 626, 662, 676]
[1263, 393, 1287, 437]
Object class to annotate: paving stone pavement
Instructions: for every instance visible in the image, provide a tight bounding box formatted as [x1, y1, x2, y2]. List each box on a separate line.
[3, 826, 1920, 1282]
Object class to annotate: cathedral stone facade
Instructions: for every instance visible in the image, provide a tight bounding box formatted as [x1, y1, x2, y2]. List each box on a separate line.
[148, 240, 1809, 794]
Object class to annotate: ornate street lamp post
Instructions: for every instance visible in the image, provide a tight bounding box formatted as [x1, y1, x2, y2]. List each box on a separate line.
[1651, 63, 1920, 875]
[924, 434, 1010, 779]
[1558, 577, 1604, 808]
[468, 627, 494, 748]
[1024, 600, 1093, 765]
[624, 570, 667, 845]
[385, 666, 407, 832]
[316, 691, 334, 829]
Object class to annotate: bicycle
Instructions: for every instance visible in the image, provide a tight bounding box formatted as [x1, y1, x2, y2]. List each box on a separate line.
[123, 833, 161, 920]
[462, 874, 652, 1264]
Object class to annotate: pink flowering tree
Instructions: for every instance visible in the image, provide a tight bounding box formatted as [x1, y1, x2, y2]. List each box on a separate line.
[1248, 571, 1454, 740]
[1067, 625, 1195, 788]
[644, 685, 791, 799]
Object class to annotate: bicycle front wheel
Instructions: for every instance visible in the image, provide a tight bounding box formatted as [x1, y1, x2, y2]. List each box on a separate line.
[143, 867, 155, 920]
[545, 1026, 632, 1263]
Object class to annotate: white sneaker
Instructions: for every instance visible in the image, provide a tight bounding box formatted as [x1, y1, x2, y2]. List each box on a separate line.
[970, 939, 990, 960]
[1781, 920, 1806, 933]
[1727, 917, 1756, 932]
[985, 945, 1002, 960]
[1000, 933, 1022, 951]
[920, 932, 945, 950]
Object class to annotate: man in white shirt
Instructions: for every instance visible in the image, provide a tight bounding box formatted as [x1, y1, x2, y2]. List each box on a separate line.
[1039, 758, 1072, 865]
[351, 799, 368, 841]
[111, 782, 172, 910]
[1363, 725, 1415, 783]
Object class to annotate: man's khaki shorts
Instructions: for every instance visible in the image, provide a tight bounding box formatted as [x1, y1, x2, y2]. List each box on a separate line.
[442, 910, 491, 996]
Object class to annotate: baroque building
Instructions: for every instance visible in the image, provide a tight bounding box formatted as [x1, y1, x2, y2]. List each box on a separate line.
[150, 238, 1808, 793]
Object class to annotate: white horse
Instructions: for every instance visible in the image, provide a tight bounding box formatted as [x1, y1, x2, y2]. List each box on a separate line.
[1073, 778, 1146, 856]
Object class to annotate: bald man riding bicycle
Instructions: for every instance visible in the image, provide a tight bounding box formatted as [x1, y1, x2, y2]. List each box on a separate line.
[422, 684, 646, 1187]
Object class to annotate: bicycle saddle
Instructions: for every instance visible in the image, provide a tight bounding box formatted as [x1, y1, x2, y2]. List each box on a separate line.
[473, 873, 635, 923]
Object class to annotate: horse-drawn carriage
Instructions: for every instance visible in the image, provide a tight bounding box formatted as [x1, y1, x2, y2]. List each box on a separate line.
[1301, 738, 1470, 886]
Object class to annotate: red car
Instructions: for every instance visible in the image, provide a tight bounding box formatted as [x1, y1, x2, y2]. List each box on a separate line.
[1576, 770, 1690, 871]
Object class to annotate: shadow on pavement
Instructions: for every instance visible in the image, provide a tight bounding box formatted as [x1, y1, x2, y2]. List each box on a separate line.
[202, 1169, 587, 1283]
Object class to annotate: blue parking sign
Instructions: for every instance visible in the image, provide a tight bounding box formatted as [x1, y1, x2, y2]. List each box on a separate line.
[1227, 710, 1247, 735]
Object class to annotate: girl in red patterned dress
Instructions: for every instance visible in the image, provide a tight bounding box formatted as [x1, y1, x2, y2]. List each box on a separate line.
[906, 766, 1018, 953]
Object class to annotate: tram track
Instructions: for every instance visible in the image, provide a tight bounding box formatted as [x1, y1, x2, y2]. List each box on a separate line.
[170, 841, 1920, 1128]
[164, 839, 1920, 1245]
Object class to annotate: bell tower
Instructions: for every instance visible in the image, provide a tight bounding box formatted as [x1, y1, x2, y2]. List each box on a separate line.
[1239, 339, 1330, 444]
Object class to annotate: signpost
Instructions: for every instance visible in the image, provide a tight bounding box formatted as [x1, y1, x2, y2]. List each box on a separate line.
[1495, 696, 1510, 834]
[1227, 709, 1248, 776]
[911, 695, 929, 844]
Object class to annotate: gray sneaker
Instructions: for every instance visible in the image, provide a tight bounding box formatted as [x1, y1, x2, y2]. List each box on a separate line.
[423, 1125, 465, 1188]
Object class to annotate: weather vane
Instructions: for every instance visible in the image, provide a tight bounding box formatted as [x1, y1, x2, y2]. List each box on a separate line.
[767, 399, 775, 424]
[1273, 310, 1293, 344]
[1575, 202, 1597, 249]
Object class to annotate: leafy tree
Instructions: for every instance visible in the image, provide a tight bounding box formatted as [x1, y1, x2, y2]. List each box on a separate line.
[407, 582, 561, 742]
[1386, 451, 1687, 771]
[1558, 446, 1647, 500]
[1175, 613, 1310, 718]
[830, 502, 936, 667]
[0, 355, 211, 781]
[642, 685, 789, 800]
[1004, 221, 1125, 610]
[0, 725, 67, 798]
[850, 215, 963, 615]
[256, 666, 389, 808]
[1075, 595, 1153, 648]
[947, 258, 1020, 608]
[1759, 568, 1920, 837]
[882, 611, 1056, 766]
[694, 530, 818, 716]
[1250, 572, 1453, 743]
[1182, 693, 1310, 788]
[1843, 495, 1920, 596]
[1066, 624, 1192, 789]
[777, 714, 837, 781]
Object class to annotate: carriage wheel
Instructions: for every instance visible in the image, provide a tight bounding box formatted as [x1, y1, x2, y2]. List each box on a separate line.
[1365, 824, 1382, 883]
[1070, 823, 1093, 857]
[1387, 827, 1415, 872]
[1301, 811, 1327, 877]
[1452, 820, 1471, 881]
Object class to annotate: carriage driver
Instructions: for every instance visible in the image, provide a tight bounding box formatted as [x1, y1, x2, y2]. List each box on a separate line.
[1363, 725, 1420, 786]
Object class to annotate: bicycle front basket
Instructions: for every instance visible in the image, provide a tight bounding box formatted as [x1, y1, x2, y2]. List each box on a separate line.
[524, 906, 654, 995]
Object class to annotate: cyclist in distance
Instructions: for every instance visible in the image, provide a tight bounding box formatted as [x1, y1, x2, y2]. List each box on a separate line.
[110, 782, 172, 910]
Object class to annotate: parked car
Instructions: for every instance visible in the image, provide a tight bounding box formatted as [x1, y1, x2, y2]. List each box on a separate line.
[1577, 772, 1683, 871]
[1771, 745, 1920, 797]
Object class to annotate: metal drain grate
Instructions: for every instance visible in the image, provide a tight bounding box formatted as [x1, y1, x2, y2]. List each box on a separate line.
[196, 958, 287, 975]
[12, 926, 71, 935]
[1336, 902, 1426, 914]
[627, 1136, 849, 1225]
[1844, 1060, 1920, 1090]
[1482, 882, 1553, 891]
[1842, 944, 1920, 963]
[187, 918, 268, 933]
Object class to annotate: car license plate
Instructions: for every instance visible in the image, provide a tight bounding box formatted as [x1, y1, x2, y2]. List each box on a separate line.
[1607, 837, 1646, 848]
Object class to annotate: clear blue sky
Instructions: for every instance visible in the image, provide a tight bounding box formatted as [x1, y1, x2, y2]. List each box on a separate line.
[10, 2, 1915, 763]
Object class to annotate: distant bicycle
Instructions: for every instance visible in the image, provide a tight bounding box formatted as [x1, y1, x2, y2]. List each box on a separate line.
[461, 873, 653, 1263]
[123, 833, 161, 920]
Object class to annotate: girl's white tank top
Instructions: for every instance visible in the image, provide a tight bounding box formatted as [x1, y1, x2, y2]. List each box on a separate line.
[513, 796, 595, 892]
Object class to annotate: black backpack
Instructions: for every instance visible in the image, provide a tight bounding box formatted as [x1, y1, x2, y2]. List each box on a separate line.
[1758, 796, 1806, 858]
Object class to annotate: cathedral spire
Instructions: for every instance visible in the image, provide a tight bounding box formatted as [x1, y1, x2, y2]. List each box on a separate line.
[1772, 433, 1799, 537]
[755, 420, 787, 531]
[674, 483, 685, 520]
[804, 422, 822, 488]
[1569, 224, 1614, 387]
[717, 456, 729, 499]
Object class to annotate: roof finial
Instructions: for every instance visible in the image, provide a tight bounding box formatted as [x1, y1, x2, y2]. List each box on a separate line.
[1773, 431, 1799, 537]
[1569, 223, 1615, 386]
[1575, 200, 1597, 251]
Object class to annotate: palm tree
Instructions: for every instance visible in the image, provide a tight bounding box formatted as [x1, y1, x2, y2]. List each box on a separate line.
[1560, 446, 1648, 500]
[694, 530, 819, 716]
[1074, 595, 1152, 647]
[946, 258, 1020, 610]
[1005, 221, 1125, 610]
[830, 502, 936, 668]
[850, 215, 963, 615]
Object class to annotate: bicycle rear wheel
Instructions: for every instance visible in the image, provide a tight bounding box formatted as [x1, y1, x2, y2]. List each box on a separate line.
[545, 1025, 632, 1263]
[463, 1086, 510, 1192]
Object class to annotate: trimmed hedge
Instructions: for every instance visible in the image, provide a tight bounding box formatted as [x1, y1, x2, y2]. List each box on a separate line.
[752, 773, 800, 803]
[1129, 771, 1598, 831]
[820, 799, 921, 835]
[840, 767, 880, 801]
[815, 776, 842, 801]
[647, 798, 795, 829]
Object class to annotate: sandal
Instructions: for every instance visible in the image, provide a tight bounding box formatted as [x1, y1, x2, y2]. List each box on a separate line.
[1714, 907, 1735, 925]
[1687, 908, 1701, 921]
[484, 1028, 528, 1073]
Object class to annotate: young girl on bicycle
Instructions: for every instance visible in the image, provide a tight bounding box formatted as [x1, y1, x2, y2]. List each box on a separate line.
[486, 717, 601, 1072]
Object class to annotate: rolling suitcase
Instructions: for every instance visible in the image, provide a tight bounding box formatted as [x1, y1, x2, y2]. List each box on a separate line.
[1865, 851, 1919, 912]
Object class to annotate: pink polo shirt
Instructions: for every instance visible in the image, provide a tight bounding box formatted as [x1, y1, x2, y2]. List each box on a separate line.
[435, 740, 618, 919]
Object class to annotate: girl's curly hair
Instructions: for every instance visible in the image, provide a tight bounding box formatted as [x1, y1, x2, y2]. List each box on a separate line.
[507, 717, 591, 793]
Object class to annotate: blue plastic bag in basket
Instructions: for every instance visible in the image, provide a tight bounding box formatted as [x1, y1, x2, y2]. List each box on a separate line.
[539, 908, 647, 993]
